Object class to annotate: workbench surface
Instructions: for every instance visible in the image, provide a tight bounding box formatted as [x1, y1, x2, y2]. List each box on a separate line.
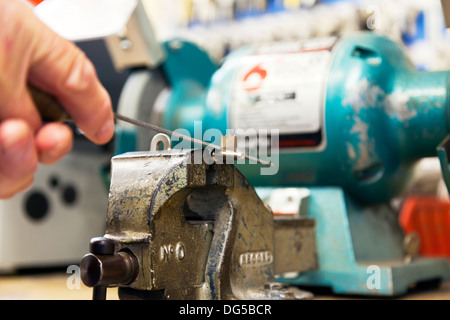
[0, 271, 449, 300]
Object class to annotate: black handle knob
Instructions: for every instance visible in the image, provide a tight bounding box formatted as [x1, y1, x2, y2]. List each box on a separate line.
[81, 251, 138, 287]
[89, 237, 115, 255]
[80, 237, 138, 300]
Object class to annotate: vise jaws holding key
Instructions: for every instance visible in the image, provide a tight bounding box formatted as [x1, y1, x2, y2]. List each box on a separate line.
[80, 134, 317, 300]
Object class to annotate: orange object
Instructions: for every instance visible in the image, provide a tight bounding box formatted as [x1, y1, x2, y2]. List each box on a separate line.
[399, 196, 450, 258]
[273, 211, 297, 216]
[27, 0, 45, 6]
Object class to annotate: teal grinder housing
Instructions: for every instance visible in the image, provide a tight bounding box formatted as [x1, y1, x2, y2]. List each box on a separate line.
[117, 31, 450, 296]
[164, 32, 450, 204]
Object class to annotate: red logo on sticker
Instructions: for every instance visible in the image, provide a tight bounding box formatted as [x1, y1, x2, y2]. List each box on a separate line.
[28, 0, 45, 6]
[242, 65, 267, 91]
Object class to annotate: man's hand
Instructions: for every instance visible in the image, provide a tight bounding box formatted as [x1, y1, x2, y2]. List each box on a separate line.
[0, 0, 115, 198]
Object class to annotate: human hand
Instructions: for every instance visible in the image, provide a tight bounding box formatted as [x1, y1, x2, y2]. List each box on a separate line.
[0, 0, 115, 198]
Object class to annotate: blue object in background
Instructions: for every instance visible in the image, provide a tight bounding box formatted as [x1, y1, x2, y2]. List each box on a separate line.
[163, 32, 450, 204]
[114, 29, 450, 296]
[156, 32, 450, 295]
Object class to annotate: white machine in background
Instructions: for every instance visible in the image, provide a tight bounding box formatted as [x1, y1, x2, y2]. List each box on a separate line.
[0, 137, 112, 272]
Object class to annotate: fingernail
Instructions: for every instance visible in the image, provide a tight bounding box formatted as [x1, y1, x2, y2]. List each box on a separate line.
[38, 142, 67, 165]
[1, 132, 32, 161]
[96, 117, 114, 143]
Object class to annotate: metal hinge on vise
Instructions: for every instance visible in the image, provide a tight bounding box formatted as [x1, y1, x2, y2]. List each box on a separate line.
[80, 134, 317, 300]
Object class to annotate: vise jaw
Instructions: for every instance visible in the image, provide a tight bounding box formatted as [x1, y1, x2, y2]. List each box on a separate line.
[80, 147, 314, 300]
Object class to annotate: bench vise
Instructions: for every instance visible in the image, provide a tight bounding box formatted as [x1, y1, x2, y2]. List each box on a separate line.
[80, 137, 317, 300]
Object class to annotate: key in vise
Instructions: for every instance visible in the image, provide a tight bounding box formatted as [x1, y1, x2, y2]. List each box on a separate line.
[80, 135, 317, 300]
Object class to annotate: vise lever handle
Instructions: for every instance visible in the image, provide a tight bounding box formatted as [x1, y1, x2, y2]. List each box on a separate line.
[80, 237, 139, 300]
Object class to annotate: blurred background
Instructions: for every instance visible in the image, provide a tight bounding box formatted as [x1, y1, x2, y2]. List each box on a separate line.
[2, 0, 450, 300]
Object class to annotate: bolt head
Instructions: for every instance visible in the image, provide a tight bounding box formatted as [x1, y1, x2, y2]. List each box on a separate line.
[90, 237, 115, 255]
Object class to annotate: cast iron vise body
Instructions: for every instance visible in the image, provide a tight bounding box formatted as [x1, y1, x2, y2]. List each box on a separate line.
[80, 147, 316, 300]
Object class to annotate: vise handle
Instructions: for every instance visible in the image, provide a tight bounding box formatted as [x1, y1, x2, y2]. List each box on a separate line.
[80, 237, 139, 300]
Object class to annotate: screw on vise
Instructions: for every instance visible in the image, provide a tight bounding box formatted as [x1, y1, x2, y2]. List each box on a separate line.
[80, 237, 139, 300]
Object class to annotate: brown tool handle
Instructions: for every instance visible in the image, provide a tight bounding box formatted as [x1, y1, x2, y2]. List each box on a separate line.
[27, 84, 70, 122]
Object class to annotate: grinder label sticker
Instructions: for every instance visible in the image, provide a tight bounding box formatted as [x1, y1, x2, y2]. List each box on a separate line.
[229, 37, 336, 151]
